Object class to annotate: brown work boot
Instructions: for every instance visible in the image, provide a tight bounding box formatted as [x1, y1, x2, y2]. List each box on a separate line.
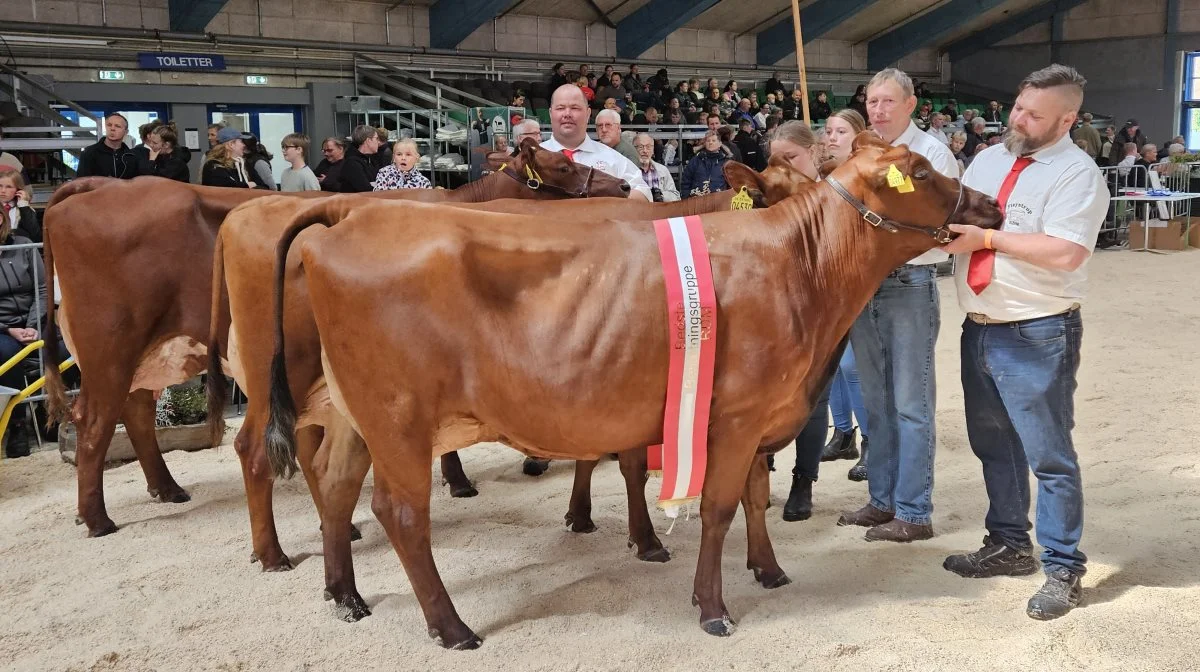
[864, 518, 934, 543]
[836, 503, 893, 528]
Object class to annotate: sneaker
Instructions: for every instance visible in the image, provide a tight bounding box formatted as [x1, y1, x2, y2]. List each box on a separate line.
[943, 535, 1040, 578]
[1026, 567, 1083, 620]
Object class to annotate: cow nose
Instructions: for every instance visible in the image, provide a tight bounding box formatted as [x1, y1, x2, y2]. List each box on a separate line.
[620, 182, 631, 193]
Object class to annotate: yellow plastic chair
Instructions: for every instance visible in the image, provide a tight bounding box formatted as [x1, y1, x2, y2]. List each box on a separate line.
[0, 339, 76, 457]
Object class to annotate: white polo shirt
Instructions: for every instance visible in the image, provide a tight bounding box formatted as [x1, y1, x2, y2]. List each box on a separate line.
[891, 120, 960, 266]
[955, 134, 1109, 322]
[539, 135, 652, 200]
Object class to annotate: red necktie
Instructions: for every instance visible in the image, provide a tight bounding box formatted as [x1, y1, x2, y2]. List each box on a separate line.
[561, 148, 576, 161]
[966, 156, 1035, 295]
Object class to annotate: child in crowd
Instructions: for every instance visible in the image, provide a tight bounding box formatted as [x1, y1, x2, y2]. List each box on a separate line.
[280, 132, 320, 192]
[372, 139, 432, 191]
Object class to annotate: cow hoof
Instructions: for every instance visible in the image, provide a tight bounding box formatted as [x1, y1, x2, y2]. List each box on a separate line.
[522, 458, 550, 476]
[325, 590, 372, 622]
[157, 488, 191, 504]
[85, 519, 120, 538]
[430, 627, 483, 650]
[449, 483, 479, 498]
[253, 553, 294, 572]
[634, 544, 672, 563]
[754, 569, 791, 590]
[350, 524, 363, 542]
[564, 513, 596, 534]
[700, 615, 737, 637]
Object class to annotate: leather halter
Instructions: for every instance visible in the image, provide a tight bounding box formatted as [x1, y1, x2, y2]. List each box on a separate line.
[824, 174, 962, 245]
[500, 161, 596, 198]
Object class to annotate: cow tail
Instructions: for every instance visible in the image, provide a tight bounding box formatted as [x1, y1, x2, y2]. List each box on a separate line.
[265, 196, 358, 480]
[205, 229, 230, 447]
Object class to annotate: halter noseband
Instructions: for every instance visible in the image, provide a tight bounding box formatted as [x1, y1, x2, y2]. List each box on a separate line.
[500, 161, 596, 198]
[824, 174, 962, 245]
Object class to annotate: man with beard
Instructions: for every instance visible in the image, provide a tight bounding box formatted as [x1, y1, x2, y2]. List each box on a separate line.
[941, 64, 1108, 621]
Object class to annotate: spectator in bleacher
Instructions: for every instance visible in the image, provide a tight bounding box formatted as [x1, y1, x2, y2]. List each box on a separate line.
[595, 73, 628, 108]
[279, 133, 320, 192]
[315, 137, 347, 192]
[0, 170, 40, 242]
[849, 84, 868, 122]
[1116, 138, 1139, 183]
[838, 67, 958, 543]
[340, 124, 382, 193]
[746, 91, 761, 113]
[717, 125, 740, 163]
[811, 91, 832, 122]
[242, 133, 277, 191]
[961, 108, 978, 127]
[633, 132, 677, 203]
[578, 64, 591, 80]
[666, 108, 683, 126]
[782, 89, 805, 122]
[950, 130, 969, 173]
[766, 72, 785, 98]
[201, 127, 255, 189]
[76, 113, 140, 179]
[548, 63, 569, 92]
[914, 101, 933, 130]
[595, 109, 640, 166]
[983, 100, 1004, 123]
[648, 68, 670, 92]
[754, 104, 771, 130]
[680, 130, 728, 199]
[543, 84, 650, 200]
[939, 98, 959, 120]
[723, 80, 742, 105]
[704, 88, 723, 117]
[965, 117, 988, 158]
[1099, 126, 1115, 165]
[626, 64, 643, 89]
[1072, 112, 1102, 159]
[586, 73, 599, 93]
[733, 118, 765, 171]
[926, 113, 950, 145]
[513, 118, 542, 147]
[373, 139, 432, 191]
[913, 79, 931, 99]
[731, 98, 758, 130]
[640, 106, 660, 126]
[1109, 118, 1146, 165]
[137, 124, 191, 183]
[575, 75, 595, 103]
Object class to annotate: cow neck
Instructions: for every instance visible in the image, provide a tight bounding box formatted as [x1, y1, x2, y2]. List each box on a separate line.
[446, 173, 501, 202]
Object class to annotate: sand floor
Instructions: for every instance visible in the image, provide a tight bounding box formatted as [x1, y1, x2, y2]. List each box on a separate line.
[1, 248, 1198, 671]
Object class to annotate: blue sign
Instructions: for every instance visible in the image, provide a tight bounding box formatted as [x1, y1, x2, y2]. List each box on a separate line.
[137, 52, 226, 71]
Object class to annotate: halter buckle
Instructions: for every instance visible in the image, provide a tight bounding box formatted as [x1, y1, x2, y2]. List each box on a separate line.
[932, 227, 955, 244]
[862, 211, 884, 228]
[526, 178, 541, 190]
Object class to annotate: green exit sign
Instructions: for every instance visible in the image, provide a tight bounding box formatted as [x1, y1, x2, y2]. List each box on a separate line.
[98, 70, 125, 81]
[244, 75, 268, 85]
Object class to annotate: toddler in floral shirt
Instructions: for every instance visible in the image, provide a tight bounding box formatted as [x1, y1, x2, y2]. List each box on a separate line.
[373, 139, 432, 190]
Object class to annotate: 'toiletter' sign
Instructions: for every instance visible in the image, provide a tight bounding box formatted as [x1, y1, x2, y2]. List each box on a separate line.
[137, 52, 227, 71]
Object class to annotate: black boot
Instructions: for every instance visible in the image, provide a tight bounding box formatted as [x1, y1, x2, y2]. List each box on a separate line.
[782, 476, 813, 522]
[847, 436, 868, 482]
[820, 427, 858, 462]
[4, 416, 31, 458]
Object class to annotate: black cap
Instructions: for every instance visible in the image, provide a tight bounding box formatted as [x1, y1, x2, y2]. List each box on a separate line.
[1126, 118, 1139, 126]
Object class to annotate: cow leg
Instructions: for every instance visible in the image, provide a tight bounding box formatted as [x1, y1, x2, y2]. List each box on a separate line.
[371, 450, 480, 649]
[564, 460, 598, 533]
[617, 449, 669, 562]
[233, 416, 292, 571]
[121, 389, 190, 503]
[302, 426, 360, 540]
[691, 431, 759, 637]
[440, 451, 478, 498]
[315, 415, 372, 622]
[72, 386, 125, 537]
[742, 454, 789, 589]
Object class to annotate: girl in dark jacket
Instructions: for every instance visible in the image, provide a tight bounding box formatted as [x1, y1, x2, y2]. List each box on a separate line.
[201, 127, 254, 189]
[0, 170, 41, 242]
[680, 131, 730, 198]
[137, 125, 191, 183]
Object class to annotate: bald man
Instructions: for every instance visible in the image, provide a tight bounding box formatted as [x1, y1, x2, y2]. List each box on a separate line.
[542, 84, 650, 200]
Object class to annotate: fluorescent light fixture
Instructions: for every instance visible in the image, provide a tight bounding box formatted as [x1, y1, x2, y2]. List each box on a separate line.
[0, 35, 110, 47]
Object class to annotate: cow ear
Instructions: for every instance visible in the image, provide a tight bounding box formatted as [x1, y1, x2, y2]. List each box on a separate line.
[852, 130, 888, 153]
[483, 151, 507, 171]
[817, 159, 839, 179]
[724, 160, 766, 193]
[520, 137, 540, 165]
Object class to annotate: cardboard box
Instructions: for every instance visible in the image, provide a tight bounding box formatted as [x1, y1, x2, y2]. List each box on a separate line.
[1189, 221, 1200, 249]
[1129, 219, 1187, 251]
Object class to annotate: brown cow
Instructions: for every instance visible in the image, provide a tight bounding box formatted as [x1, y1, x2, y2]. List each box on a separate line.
[205, 157, 810, 619]
[264, 134, 1003, 647]
[39, 143, 626, 541]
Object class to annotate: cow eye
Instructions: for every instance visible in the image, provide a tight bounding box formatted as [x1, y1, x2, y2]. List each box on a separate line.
[915, 169, 929, 179]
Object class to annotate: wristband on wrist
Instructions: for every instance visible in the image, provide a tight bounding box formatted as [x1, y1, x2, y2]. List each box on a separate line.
[984, 229, 995, 250]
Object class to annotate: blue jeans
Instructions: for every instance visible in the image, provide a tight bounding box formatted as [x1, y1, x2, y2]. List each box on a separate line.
[829, 345, 869, 436]
[961, 309, 1087, 576]
[849, 265, 939, 526]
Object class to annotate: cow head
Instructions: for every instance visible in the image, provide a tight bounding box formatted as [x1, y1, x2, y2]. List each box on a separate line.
[723, 156, 818, 207]
[824, 132, 1002, 243]
[508, 137, 630, 198]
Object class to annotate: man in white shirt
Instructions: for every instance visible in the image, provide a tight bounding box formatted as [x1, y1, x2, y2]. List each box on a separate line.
[541, 84, 650, 201]
[941, 64, 1108, 622]
[633, 132, 679, 202]
[926, 113, 950, 145]
[837, 68, 958, 543]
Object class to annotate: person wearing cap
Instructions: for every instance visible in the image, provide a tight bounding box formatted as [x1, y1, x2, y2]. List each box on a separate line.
[201, 126, 255, 188]
[1108, 118, 1146, 165]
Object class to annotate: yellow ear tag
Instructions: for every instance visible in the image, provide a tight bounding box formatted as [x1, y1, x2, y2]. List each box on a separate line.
[896, 175, 915, 194]
[886, 163, 906, 188]
[730, 186, 754, 210]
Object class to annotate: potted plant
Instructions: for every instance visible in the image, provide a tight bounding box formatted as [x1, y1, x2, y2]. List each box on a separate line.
[59, 380, 226, 464]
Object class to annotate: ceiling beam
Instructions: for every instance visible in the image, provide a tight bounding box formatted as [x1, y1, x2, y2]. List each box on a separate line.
[615, 0, 722, 59]
[869, 0, 1009, 71]
[429, 0, 520, 50]
[169, 0, 231, 32]
[943, 0, 1088, 62]
[755, 0, 877, 66]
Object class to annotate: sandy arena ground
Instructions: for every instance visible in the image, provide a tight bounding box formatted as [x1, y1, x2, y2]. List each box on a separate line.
[1, 248, 1198, 671]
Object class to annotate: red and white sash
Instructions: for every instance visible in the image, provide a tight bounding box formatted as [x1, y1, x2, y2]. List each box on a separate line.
[647, 215, 717, 516]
